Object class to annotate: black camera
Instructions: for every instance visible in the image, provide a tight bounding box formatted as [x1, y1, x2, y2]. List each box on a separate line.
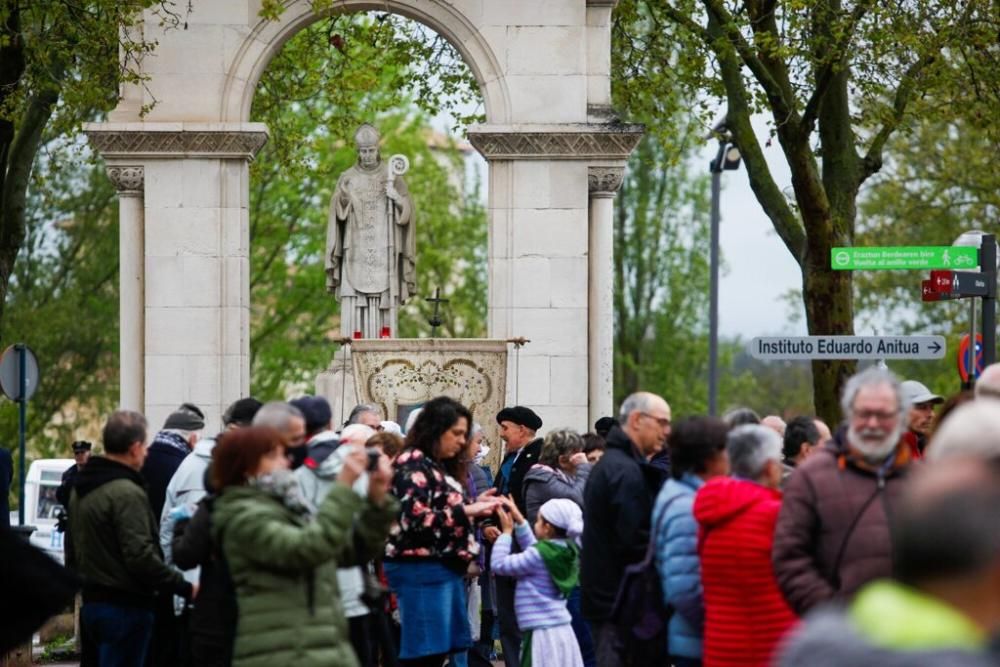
[366, 447, 381, 471]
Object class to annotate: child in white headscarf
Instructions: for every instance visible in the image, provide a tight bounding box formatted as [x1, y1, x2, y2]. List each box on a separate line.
[492, 497, 584, 667]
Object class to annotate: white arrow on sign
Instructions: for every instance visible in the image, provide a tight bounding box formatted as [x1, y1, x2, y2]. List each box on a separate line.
[749, 336, 946, 361]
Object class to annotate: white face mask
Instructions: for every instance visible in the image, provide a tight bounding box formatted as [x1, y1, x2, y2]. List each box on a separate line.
[473, 445, 490, 465]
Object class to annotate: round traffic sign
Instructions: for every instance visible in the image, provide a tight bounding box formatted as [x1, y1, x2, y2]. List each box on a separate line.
[957, 333, 984, 383]
[0, 344, 40, 401]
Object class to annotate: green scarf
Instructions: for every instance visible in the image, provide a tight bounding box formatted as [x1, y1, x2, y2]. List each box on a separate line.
[534, 539, 579, 598]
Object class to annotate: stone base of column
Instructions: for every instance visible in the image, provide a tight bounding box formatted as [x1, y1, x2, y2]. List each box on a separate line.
[316, 347, 358, 429]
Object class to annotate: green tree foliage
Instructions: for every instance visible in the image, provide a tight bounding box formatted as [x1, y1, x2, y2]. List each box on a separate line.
[0, 150, 120, 474]
[853, 108, 1000, 398]
[246, 12, 486, 397]
[612, 0, 1000, 424]
[0, 1, 177, 342]
[613, 134, 762, 417]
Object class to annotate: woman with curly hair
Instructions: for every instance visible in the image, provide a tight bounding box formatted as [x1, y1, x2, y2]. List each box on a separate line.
[385, 396, 503, 667]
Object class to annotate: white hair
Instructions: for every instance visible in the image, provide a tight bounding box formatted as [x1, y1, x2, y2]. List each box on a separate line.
[727, 424, 782, 479]
[340, 423, 376, 447]
[927, 401, 1000, 462]
[404, 407, 423, 434]
[976, 363, 1000, 400]
[380, 420, 402, 436]
[841, 366, 908, 418]
[618, 392, 658, 422]
[252, 401, 304, 432]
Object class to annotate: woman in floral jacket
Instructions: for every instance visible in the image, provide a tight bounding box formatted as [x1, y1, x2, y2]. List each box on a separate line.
[385, 396, 503, 667]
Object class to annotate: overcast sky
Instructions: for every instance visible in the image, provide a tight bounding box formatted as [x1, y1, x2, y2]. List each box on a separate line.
[694, 117, 809, 339]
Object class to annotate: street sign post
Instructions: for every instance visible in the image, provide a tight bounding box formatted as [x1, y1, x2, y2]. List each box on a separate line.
[922, 279, 962, 302]
[0, 344, 39, 527]
[749, 336, 946, 361]
[834, 236, 997, 375]
[831, 246, 979, 271]
[958, 333, 985, 383]
[927, 270, 994, 298]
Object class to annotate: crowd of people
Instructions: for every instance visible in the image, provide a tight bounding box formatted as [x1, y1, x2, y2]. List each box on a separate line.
[8, 362, 1000, 666]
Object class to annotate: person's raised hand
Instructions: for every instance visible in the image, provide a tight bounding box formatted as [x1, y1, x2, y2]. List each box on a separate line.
[464, 496, 503, 518]
[367, 453, 392, 505]
[476, 487, 498, 503]
[504, 495, 525, 525]
[497, 505, 513, 535]
[483, 526, 501, 543]
[338, 445, 367, 488]
[569, 451, 588, 468]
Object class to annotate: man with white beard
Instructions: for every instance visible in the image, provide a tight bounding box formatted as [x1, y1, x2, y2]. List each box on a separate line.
[772, 367, 914, 617]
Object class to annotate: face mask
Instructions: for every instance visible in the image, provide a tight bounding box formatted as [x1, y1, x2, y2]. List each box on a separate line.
[286, 445, 309, 470]
[474, 445, 490, 465]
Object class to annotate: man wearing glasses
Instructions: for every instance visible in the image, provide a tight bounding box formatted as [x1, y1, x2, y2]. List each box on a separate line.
[581, 391, 671, 666]
[774, 367, 914, 617]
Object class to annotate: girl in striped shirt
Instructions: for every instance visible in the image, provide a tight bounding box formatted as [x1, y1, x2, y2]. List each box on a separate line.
[492, 497, 585, 667]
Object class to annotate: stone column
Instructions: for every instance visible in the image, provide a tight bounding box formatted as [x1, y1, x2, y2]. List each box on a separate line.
[107, 166, 145, 412]
[588, 167, 623, 425]
[468, 125, 641, 428]
[86, 123, 268, 428]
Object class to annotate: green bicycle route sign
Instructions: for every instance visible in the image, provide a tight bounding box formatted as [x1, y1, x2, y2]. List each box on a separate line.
[831, 246, 979, 271]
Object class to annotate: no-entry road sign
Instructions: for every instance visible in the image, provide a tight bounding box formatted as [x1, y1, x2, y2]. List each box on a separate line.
[750, 336, 946, 361]
[831, 246, 979, 271]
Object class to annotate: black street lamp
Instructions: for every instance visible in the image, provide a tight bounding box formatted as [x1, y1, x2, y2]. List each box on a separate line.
[708, 131, 741, 416]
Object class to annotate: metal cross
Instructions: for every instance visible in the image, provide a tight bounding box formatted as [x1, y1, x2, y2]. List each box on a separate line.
[425, 287, 449, 337]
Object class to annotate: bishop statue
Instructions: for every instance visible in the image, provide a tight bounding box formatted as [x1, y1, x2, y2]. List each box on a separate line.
[325, 124, 415, 339]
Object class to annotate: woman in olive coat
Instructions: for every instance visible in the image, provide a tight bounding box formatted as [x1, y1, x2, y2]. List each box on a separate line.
[211, 426, 398, 667]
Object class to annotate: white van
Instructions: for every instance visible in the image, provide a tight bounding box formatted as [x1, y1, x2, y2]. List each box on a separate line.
[22, 458, 74, 563]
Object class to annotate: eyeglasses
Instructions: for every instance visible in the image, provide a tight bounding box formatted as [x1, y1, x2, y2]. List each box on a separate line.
[640, 412, 671, 428]
[852, 410, 898, 423]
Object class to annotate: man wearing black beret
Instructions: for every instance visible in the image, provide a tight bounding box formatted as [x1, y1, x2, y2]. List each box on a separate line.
[486, 405, 543, 667]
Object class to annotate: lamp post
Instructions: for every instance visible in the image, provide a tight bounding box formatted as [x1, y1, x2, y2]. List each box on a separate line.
[708, 136, 741, 416]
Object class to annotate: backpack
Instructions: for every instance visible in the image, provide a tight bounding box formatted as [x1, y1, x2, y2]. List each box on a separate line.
[610, 496, 676, 662]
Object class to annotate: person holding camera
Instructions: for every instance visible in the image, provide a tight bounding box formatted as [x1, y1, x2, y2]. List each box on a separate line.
[292, 395, 381, 666]
[385, 396, 503, 667]
[211, 425, 397, 667]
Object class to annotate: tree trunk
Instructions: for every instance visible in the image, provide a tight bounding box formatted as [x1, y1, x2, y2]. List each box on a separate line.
[802, 245, 856, 428]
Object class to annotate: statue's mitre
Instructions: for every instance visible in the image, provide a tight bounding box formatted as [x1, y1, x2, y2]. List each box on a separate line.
[354, 123, 380, 147]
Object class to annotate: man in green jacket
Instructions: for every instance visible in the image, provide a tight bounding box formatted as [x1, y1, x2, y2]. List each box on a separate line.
[69, 410, 193, 666]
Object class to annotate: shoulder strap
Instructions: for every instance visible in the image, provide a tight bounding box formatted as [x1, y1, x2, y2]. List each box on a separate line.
[641, 491, 681, 567]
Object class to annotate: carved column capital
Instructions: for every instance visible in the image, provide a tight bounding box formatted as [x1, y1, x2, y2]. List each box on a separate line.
[588, 167, 624, 198]
[106, 166, 145, 196]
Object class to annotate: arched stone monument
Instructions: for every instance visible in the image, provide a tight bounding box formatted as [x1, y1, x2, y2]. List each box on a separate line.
[86, 0, 641, 431]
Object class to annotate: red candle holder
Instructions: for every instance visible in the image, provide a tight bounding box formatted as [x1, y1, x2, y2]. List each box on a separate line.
[353, 330, 362, 340]
[380, 326, 391, 339]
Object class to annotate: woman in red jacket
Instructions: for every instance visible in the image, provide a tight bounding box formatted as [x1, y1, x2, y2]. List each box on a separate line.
[694, 425, 797, 667]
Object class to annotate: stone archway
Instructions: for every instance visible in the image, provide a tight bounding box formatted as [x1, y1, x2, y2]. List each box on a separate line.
[86, 0, 641, 430]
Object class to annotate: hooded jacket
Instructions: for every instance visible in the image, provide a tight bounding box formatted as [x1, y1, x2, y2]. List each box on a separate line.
[580, 425, 665, 621]
[694, 477, 796, 667]
[521, 462, 591, 524]
[777, 580, 996, 667]
[294, 430, 370, 618]
[68, 456, 191, 608]
[213, 478, 397, 667]
[652, 472, 705, 659]
[772, 428, 912, 616]
[160, 435, 217, 564]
